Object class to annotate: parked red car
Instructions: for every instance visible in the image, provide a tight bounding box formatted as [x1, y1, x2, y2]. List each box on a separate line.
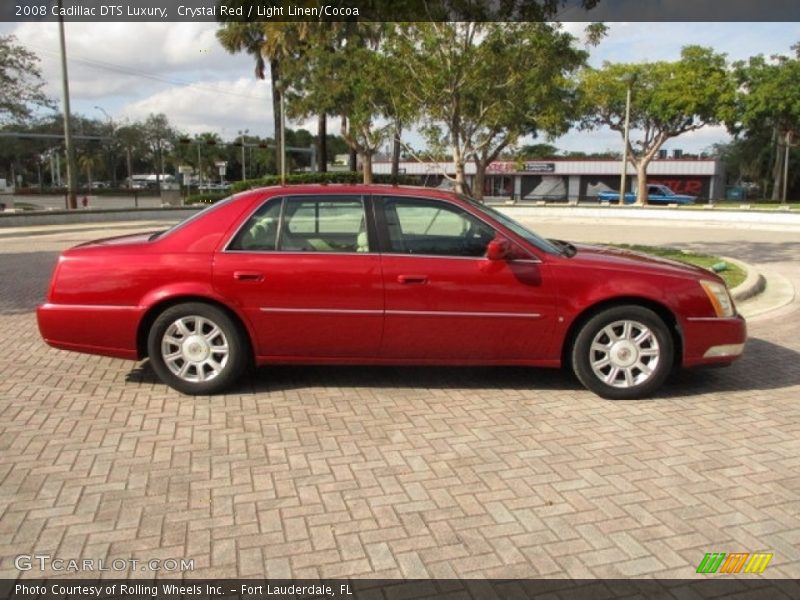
[37, 185, 746, 399]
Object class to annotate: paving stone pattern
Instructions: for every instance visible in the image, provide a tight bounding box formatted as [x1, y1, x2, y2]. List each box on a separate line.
[1, 228, 798, 579]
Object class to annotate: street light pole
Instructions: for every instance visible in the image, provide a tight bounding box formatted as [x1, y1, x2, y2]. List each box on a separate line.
[57, 2, 78, 209]
[94, 105, 117, 188]
[280, 92, 286, 185]
[238, 129, 248, 181]
[619, 75, 634, 206]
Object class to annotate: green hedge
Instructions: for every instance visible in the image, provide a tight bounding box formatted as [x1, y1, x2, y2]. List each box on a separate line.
[231, 171, 419, 193]
[185, 171, 421, 205]
[185, 192, 230, 205]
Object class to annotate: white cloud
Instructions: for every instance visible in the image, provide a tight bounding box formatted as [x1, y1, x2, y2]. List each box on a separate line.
[3, 20, 798, 152]
[119, 77, 274, 137]
[8, 21, 254, 101]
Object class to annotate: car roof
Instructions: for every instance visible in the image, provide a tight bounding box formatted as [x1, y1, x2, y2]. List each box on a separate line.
[249, 184, 460, 201]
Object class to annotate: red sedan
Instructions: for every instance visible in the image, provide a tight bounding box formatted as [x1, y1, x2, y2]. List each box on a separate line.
[37, 185, 746, 399]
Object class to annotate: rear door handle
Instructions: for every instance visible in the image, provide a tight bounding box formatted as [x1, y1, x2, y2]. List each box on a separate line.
[397, 274, 428, 285]
[234, 271, 264, 282]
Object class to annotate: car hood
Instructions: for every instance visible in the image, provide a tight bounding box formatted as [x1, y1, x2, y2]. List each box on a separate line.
[567, 242, 714, 280]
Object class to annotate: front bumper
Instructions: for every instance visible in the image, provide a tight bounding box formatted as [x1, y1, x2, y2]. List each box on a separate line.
[682, 314, 747, 367]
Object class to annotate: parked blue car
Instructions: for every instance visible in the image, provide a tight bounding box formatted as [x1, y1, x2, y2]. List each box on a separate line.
[597, 184, 696, 205]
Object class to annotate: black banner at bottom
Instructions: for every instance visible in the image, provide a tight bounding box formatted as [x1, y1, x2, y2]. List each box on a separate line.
[2, 579, 799, 600]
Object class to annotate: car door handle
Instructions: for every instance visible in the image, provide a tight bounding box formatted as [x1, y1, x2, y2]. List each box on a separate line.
[397, 274, 428, 285]
[234, 271, 264, 282]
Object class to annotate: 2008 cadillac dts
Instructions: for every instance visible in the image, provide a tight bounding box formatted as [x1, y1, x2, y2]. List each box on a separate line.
[37, 185, 746, 399]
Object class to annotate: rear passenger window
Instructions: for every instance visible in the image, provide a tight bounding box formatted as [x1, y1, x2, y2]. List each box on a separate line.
[228, 199, 282, 251]
[228, 196, 370, 253]
[281, 198, 369, 252]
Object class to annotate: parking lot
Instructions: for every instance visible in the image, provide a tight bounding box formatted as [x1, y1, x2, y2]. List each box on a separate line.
[1, 218, 799, 579]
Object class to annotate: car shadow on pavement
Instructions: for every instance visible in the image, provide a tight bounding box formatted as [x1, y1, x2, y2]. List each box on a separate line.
[126, 360, 582, 393]
[128, 337, 798, 398]
[244, 364, 583, 394]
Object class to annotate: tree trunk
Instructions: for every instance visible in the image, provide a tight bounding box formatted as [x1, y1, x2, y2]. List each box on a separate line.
[362, 153, 373, 184]
[454, 160, 467, 195]
[635, 162, 648, 206]
[391, 123, 401, 180]
[270, 59, 283, 177]
[317, 113, 327, 173]
[349, 149, 357, 172]
[772, 129, 784, 202]
[472, 163, 485, 201]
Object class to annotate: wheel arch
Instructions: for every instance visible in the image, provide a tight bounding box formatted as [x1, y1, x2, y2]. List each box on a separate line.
[136, 295, 254, 362]
[560, 296, 683, 370]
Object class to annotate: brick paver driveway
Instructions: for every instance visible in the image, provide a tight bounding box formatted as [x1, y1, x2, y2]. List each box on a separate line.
[1, 221, 799, 579]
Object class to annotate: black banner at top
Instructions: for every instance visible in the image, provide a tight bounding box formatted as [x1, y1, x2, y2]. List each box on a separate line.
[2, 0, 800, 22]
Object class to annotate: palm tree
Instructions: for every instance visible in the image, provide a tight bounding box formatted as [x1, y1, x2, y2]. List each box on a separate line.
[218, 23, 304, 177]
[78, 153, 98, 192]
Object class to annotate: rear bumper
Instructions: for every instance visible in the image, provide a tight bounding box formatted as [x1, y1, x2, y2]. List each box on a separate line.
[37, 303, 142, 360]
[682, 314, 747, 367]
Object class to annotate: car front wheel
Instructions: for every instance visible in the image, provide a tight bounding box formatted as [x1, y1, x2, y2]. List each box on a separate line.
[147, 302, 247, 395]
[571, 306, 674, 400]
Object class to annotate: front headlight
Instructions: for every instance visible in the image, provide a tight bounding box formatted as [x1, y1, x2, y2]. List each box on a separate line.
[700, 280, 735, 318]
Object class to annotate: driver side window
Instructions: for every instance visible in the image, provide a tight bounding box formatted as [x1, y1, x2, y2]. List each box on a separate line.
[382, 197, 495, 257]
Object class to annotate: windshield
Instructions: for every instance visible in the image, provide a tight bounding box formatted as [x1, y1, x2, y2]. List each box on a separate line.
[149, 195, 236, 240]
[458, 194, 563, 255]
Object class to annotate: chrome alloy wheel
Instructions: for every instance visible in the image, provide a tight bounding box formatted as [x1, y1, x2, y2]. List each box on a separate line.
[160, 315, 230, 383]
[588, 319, 660, 389]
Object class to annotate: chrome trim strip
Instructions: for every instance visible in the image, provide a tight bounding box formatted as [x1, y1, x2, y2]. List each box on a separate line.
[703, 343, 745, 358]
[388, 310, 541, 319]
[260, 307, 382, 315]
[259, 307, 541, 319]
[686, 316, 739, 322]
[40, 303, 138, 311]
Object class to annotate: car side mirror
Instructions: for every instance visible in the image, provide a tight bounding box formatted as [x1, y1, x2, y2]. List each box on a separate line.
[486, 238, 510, 261]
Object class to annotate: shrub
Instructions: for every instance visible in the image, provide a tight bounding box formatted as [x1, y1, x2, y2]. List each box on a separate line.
[230, 171, 419, 194]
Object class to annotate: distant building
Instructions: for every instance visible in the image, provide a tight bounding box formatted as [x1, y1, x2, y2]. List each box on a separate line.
[372, 158, 724, 201]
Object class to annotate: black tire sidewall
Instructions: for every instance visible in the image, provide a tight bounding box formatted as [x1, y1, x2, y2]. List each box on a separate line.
[147, 302, 246, 395]
[572, 305, 674, 400]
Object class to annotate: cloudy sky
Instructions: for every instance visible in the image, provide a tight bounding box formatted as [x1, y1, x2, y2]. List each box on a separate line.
[2, 20, 799, 155]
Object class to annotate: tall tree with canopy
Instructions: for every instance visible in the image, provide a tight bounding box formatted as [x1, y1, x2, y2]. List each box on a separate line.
[731, 44, 800, 201]
[0, 35, 52, 124]
[580, 46, 736, 205]
[392, 22, 598, 199]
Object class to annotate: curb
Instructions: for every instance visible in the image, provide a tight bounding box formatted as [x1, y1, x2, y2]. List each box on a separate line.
[726, 256, 767, 303]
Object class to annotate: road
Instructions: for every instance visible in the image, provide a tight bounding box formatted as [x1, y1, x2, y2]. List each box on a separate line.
[0, 215, 798, 580]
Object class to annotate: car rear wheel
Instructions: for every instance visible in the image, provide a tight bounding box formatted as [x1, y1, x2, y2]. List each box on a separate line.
[571, 305, 673, 400]
[147, 302, 247, 395]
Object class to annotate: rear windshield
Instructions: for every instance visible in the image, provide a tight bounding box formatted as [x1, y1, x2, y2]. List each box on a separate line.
[149, 196, 235, 240]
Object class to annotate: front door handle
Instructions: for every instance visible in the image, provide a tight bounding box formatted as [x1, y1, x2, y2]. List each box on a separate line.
[397, 274, 428, 285]
[234, 271, 264, 282]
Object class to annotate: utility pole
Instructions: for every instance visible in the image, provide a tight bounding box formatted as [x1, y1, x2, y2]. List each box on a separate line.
[58, 1, 78, 209]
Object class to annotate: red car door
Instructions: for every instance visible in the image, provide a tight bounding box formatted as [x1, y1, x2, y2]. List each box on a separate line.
[213, 195, 384, 359]
[376, 195, 558, 362]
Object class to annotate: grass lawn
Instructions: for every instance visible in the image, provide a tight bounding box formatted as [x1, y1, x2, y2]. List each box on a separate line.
[609, 244, 747, 289]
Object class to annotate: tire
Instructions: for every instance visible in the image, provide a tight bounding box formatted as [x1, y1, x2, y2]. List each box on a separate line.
[147, 302, 248, 395]
[571, 305, 674, 400]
